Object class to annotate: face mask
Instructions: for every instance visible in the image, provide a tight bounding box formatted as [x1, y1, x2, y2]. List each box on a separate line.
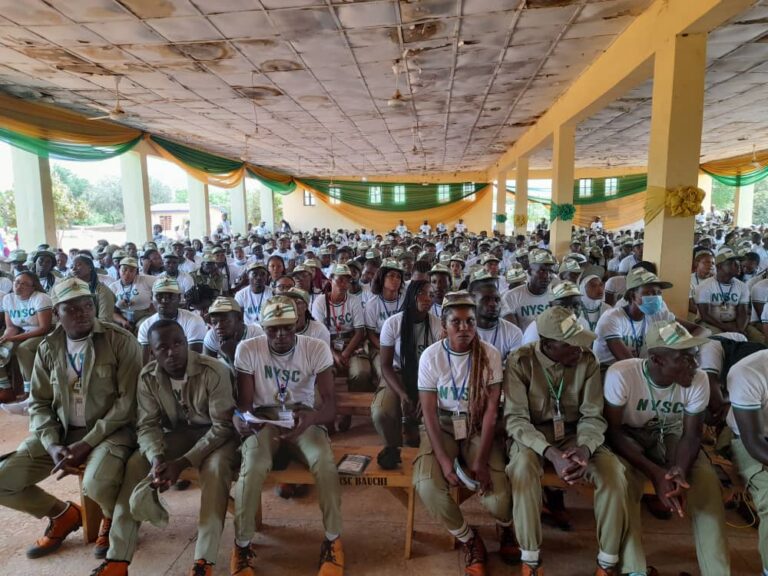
[638, 294, 663, 316]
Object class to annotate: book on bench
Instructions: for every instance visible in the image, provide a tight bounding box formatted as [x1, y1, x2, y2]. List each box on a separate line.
[337, 454, 372, 476]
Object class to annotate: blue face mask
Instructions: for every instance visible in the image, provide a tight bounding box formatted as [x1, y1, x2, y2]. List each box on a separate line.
[638, 295, 663, 316]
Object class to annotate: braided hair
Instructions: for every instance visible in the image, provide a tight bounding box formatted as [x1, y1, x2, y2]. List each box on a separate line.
[72, 255, 100, 294]
[441, 304, 492, 434]
[400, 280, 428, 402]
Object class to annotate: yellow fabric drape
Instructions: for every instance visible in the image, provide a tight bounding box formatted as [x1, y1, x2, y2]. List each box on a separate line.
[700, 149, 768, 176]
[0, 91, 140, 145]
[298, 180, 492, 232]
[143, 135, 246, 189]
[644, 186, 667, 224]
[574, 192, 648, 230]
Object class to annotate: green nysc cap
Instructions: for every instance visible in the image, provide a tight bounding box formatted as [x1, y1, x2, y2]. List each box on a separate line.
[536, 306, 596, 348]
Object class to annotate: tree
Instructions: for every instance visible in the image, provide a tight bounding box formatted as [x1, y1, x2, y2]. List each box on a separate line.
[0, 190, 16, 228]
[752, 180, 768, 226]
[88, 176, 124, 225]
[150, 177, 173, 205]
[711, 180, 734, 211]
[52, 164, 92, 201]
[52, 170, 89, 230]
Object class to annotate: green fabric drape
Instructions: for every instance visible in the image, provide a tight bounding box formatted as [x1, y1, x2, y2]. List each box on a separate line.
[702, 167, 768, 187]
[550, 202, 576, 222]
[506, 173, 649, 205]
[150, 135, 243, 174]
[246, 167, 296, 194]
[0, 127, 141, 161]
[299, 179, 486, 211]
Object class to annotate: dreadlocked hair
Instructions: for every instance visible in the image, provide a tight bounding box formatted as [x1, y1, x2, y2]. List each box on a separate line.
[400, 279, 428, 402]
[441, 305, 492, 435]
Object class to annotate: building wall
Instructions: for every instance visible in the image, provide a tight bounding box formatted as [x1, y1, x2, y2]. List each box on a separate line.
[282, 185, 494, 234]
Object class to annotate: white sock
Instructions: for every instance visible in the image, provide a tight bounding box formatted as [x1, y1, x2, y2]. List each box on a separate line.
[235, 539, 251, 549]
[597, 550, 619, 568]
[324, 532, 339, 542]
[23, 381, 30, 394]
[520, 549, 540, 565]
[496, 519, 513, 528]
[0, 378, 10, 389]
[449, 522, 472, 543]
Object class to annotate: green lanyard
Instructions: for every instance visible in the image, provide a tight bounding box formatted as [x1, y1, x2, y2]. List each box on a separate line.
[543, 369, 565, 416]
[641, 360, 676, 438]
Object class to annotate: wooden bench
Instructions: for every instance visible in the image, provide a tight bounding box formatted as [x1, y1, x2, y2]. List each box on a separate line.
[335, 392, 374, 417]
[77, 470, 105, 544]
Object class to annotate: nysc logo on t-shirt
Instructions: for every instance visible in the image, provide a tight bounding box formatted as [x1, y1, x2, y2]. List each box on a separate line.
[9, 307, 37, 320]
[264, 365, 301, 383]
[709, 292, 739, 305]
[636, 398, 684, 414]
[519, 304, 547, 317]
[438, 385, 469, 402]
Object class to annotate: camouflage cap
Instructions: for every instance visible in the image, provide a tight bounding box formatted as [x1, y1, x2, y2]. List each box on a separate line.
[152, 277, 181, 294]
[51, 278, 93, 307]
[646, 321, 709, 351]
[208, 296, 242, 315]
[261, 296, 298, 327]
[536, 306, 595, 348]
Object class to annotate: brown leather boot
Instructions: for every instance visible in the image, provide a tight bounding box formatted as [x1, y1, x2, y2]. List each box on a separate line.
[94, 517, 112, 558]
[595, 565, 619, 576]
[462, 528, 487, 576]
[90, 560, 129, 576]
[26, 501, 82, 558]
[317, 538, 344, 576]
[520, 562, 543, 575]
[0, 388, 15, 404]
[230, 543, 256, 576]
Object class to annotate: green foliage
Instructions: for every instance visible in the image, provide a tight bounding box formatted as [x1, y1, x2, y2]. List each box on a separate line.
[52, 169, 89, 228]
[752, 180, 768, 226]
[711, 180, 734, 211]
[52, 164, 91, 200]
[88, 176, 124, 225]
[0, 189, 16, 228]
[149, 177, 173, 204]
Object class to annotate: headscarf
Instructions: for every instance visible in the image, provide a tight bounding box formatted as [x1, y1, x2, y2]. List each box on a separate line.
[578, 274, 605, 330]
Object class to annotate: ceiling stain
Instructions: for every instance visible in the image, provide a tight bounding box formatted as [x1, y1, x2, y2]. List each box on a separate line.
[234, 86, 284, 100]
[19, 47, 108, 75]
[525, 0, 581, 8]
[403, 21, 443, 43]
[119, 0, 180, 19]
[174, 42, 232, 61]
[261, 59, 303, 72]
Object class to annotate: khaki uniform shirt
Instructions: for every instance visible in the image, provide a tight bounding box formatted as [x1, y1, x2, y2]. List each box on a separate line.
[504, 342, 606, 457]
[28, 320, 142, 456]
[137, 351, 235, 468]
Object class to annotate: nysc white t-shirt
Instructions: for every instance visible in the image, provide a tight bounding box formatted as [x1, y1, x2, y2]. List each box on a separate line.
[364, 294, 403, 333]
[694, 276, 749, 323]
[380, 311, 442, 370]
[594, 306, 673, 365]
[204, 323, 264, 355]
[477, 318, 523, 363]
[138, 309, 208, 346]
[234, 286, 273, 326]
[3, 291, 52, 332]
[312, 293, 365, 336]
[234, 334, 334, 409]
[500, 284, 549, 331]
[418, 339, 502, 413]
[727, 349, 768, 437]
[110, 276, 155, 314]
[604, 358, 709, 430]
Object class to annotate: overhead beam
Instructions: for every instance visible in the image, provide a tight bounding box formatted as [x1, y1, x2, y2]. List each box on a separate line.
[487, 0, 757, 178]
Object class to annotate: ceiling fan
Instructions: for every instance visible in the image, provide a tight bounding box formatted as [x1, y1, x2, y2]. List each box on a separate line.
[88, 76, 128, 121]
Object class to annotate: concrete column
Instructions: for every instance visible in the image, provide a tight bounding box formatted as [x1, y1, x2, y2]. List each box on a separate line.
[494, 168, 507, 234]
[644, 33, 707, 318]
[514, 158, 529, 235]
[550, 124, 576, 259]
[697, 172, 713, 214]
[260, 185, 274, 233]
[120, 150, 151, 246]
[188, 176, 210, 240]
[734, 183, 754, 227]
[11, 147, 56, 250]
[229, 180, 247, 236]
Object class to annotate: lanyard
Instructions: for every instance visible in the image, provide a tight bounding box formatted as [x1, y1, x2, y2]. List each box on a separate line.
[432, 302, 440, 317]
[249, 289, 266, 319]
[121, 282, 134, 305]
[444, 341, 471, 413]
[330, 296, 347, 334]
[582, 305, 601, 331]
[716, 281, 734, 306]
[269, 345, 296, 407]
[641, 360, 676, 438]
[67, 350, 84, 379]
[379, 294, 400, 317]
[624, 306, 646, 357]
[543, 369, 564, 415]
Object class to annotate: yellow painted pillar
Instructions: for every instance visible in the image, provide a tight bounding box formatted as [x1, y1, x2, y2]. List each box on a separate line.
[514, 158, 529, 236]
[229, 179, 247, 236]
[120, 149, 151, 246]
[11, 147, 56, 250]
[188, 176, 210, 240]
[697, 172, 713, 214]
[734, 183, 754, 228]
[644, 32, 707, 318]
[494, 168, 507, 234]
[550, 125, 575, 259]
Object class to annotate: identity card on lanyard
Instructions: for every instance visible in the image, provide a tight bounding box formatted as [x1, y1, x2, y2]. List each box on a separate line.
[545, 370, 565, 441]
[68, 350, 85, 419]
[446, 344, 470, 441]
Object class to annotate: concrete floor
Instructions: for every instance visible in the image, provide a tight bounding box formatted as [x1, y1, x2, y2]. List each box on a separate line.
[0, 414, 760, 576]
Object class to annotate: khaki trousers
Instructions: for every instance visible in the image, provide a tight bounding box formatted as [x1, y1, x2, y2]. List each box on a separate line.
[234, 423, 342, 542]
[617, 429, 730, 576]
[413, 417, 511, 532]
[731, 438, 768, 571]
[15, 335, 45, 385]
[506, 438, 628, 557]
[371, 386, 402, 448]
[108, 426, 237, 563]
[0, 429, 131, 520]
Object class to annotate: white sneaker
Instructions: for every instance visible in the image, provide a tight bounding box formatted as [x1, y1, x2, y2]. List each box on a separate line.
[0, 397, 30, 415]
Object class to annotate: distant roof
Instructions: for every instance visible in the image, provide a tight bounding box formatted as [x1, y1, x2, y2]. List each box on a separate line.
[151, 203, 223, 213]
